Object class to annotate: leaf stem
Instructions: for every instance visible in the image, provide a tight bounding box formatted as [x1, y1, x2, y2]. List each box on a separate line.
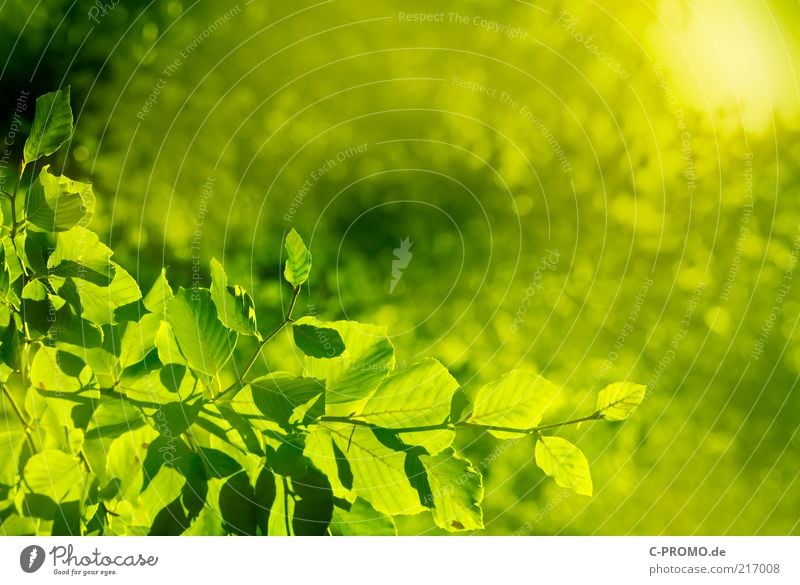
[218, 285, 302, 399]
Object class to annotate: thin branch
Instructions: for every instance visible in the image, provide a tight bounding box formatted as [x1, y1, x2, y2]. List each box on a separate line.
[9, 160, 26, 240]
[218, 285, 302, 399]
[1, 382, 35, 451]
[79, 447, 95, 476]
[282, 476, 292, 535]
[316, 412, 604, 436]
[459, 412, 603, 434]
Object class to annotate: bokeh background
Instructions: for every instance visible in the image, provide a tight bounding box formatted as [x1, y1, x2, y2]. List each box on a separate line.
[1, 0, 798, 535]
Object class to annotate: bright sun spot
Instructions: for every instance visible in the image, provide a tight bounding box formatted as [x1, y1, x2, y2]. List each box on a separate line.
[649, 0, 799, 132]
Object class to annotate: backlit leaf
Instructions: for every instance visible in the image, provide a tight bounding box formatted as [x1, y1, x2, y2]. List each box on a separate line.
[25, 166, 94, 232]
[210, 258, 258, 337]
[303, 320, 395, 417]
[596, 382, 646, 421]
[283, 229, 311, 287]
[421, 449, 484, 531]
[356, 358, 458, 429]
[534, 436, 593, 497]
[468, 371, 558, 438]
[166, 287, 237, 376]
[22, 450, 83, 502]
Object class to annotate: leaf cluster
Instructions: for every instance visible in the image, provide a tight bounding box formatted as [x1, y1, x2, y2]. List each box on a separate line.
[0, 90, 645, 535]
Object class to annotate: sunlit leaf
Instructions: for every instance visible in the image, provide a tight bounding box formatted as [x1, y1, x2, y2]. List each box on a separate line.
[421, 449, 484, 531]
[355, 358, 458, 429]
[534, 436, 593, 497]
[25, 166, 94, 232]
[209, 258, 258, 337]
[329, 497, 396, 536]
[303, 320, 395, 417]
[283, 229, 311, 287]
[22, 450, 83, 502]
[468, 371, 558, 438]
[166, 287, 237, 376]
[308, 422, 425, 517]
[596, 382, 646, 421]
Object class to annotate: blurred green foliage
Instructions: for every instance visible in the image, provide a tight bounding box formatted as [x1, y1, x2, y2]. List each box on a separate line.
[1, 0, 799, 535]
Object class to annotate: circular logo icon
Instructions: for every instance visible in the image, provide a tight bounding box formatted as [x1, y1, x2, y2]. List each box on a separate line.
[20, 545, 46, 573]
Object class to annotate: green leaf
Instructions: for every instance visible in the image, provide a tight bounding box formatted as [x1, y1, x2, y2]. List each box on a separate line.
[218, 470, 261, 535]
[25, 166, 94, 232]
[250, 372, 325, 430]
[21, 279, 48, 301]
[596, 382, 646, 421]
[47, 228, 141, 326]
[106, 426, 159, 501]
[467, 371, 558, 438]
[304, 427, 354, 499]
[22, 450, 83, 502]
[291, 465, 333, 536]
[284, 229, 311, 287]
[292, 322, 345, 359]
[137, 465, 185, 527]
[534, 436, 593, 497]
[47, 227, 113, 285]
[209, 258, 258, 337]
[85, 398, 145, 440]
[118, 269, 173, 368]
[307, 422, 425, 516]
[329, 497, 396, 535]
[154, 321, 186, 366]
[355, 358, 458, 428]
[29, 345, 93, 393]
[23, 87, 73, 164]
[302, 320, 395, 417]
[0, 430, 27, 485]
[421, 449, 484, 531]
[1, 316, 24, 370]
[166, 287, 237, 376]
[0, 515, 37, 535]
[117, 363, 198, 408]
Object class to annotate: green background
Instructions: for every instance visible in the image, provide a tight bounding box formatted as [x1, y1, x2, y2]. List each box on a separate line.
[1, 0, 799, 535]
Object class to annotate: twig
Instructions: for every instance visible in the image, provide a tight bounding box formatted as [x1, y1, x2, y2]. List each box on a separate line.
[217, 285, 302, 399]
[316, 412, 604, 436]
[1, 382, 35, 451]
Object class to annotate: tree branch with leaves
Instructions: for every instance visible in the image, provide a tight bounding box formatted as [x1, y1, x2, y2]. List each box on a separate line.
[0, 89, 645, 536]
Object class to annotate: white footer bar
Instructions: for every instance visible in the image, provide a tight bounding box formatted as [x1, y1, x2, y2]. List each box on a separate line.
[1, 537, 797, 584]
